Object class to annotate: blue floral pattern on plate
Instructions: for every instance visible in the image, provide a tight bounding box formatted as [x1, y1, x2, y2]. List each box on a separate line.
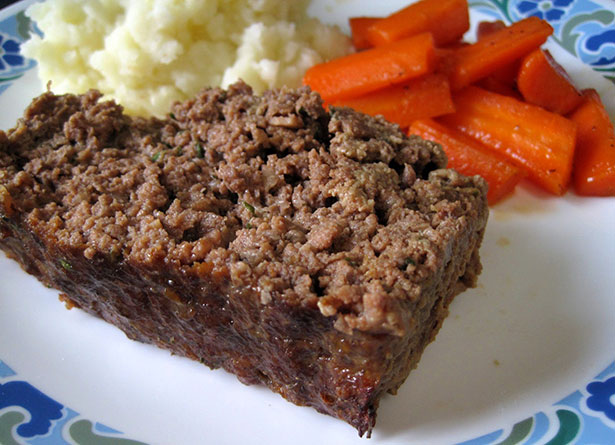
[0, 361, 146, 444]
[584, 374, 615, 429]
[0, 33, 25, 71]
[516, 0, 574, 22]
[0, 1, 614, 444]
[0, 7, 36, 94]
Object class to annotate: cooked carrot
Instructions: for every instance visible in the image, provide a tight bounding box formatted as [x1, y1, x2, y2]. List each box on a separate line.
[569, 89, 615, 196]
[435, 47, 456, 74]
[477, 75, 521, 98]
[476, 20, 506, 40]
[330, 74, 454, 128]
[410, 118, 524, 204]
[349, 17, 380, 50]
[442, 40, 471, 50]
[303, 32, 436, 102]
[439, 86, 577, 195]
[367, 0, 469, 47]
[488, 61, 521, 87]
[517, 49, 583, 115]
[446, 17, 552, 90]
[476, 20, 521, 88]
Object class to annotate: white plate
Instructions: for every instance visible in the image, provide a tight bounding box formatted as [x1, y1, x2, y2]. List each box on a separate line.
[1, 1, 614, 444]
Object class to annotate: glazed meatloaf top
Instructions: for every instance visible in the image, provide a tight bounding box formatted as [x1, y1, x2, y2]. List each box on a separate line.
[0, 81, 486, 336]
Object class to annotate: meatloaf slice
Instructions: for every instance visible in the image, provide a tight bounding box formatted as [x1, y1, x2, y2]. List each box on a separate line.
[0, 81, 488, 436]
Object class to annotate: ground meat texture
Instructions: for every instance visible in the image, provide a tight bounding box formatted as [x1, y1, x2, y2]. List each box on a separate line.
[0, 82, 488, 437]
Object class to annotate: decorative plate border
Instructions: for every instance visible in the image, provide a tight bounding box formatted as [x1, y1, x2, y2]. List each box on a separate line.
[0, 6, 36, 94]
[0, 1, 614, 444]
[2, 357, 614, 444]
[457, 361, 615, 445]
[0, 360, 146, 444]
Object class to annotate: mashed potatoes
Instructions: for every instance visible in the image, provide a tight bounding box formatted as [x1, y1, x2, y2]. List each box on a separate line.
[22, 0, 352, 116]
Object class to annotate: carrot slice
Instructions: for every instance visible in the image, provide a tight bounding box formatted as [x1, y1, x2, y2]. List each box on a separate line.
[367, 0, 469, 47]
[475, 20, 521, 88]
[439, 86, 577, 195]
[476, 20, 506, 40]
[435, 47, 456, 75]
[569, 89, 615, 196]
[349, 17, 380, 50]
[447, 17, 553, 90]
[488, 61, 521, 87]
[517, 49, 583, 115]
[303, 32, 436, 102]
[410, 118, 524, 204]
[330, 74, 454, 128]
[477, 75, 521, 98]
[442, 40, 471, 50]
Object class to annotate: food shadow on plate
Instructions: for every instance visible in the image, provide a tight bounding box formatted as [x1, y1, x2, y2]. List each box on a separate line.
[372, 213, 601, 440]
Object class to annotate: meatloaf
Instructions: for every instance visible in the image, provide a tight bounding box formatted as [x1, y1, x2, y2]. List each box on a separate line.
[0, 81, 488, 436]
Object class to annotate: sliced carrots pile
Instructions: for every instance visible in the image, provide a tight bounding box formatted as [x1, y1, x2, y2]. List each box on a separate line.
[302, 0, 615, 204]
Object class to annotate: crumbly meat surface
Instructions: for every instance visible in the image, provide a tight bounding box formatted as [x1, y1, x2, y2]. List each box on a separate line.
[0, 82, 488, 436]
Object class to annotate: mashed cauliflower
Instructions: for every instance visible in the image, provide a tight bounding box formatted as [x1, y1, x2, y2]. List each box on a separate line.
[22, 0, 352, 116]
